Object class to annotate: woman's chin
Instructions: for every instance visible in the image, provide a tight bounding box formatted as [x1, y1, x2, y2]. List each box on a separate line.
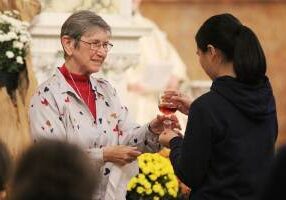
[89, 65, 102, 73]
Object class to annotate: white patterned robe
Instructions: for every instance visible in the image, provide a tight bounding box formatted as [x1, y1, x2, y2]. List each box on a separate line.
[29, 68, 161, 200]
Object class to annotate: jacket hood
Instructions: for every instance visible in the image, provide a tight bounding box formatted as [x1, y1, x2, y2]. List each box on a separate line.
[211, 76, 276, 120]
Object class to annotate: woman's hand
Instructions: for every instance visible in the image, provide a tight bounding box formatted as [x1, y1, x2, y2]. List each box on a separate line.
[163, 90, 193, 115]
[159, 129, 182, 148]
[149, 114, 181, 135]
[103, 145, 141, 166]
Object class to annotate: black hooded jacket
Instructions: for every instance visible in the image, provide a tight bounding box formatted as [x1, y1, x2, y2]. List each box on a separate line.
[169, 76, 278, 200]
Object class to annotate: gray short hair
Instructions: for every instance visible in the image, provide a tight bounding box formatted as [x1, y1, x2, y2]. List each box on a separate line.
[61, 10, 111, 47]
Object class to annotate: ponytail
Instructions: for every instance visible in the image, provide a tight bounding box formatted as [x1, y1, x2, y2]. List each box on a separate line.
[195, 13, 267, 85]
[234, 26, 266, 85]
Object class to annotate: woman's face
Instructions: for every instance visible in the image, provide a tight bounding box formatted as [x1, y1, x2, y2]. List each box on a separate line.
[71, 28, 111, 75]
[196, 47, 216, 80]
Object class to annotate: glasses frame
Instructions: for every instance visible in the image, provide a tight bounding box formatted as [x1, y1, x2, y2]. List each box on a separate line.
[79, 39, 113, 52]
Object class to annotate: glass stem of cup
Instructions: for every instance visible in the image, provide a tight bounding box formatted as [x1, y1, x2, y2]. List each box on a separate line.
[163, 117, 172, 130]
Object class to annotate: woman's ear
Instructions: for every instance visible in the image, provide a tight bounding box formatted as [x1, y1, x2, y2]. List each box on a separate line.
[207, 44, 216, 57]
[61, 36, 74, 57]
[207, 44, 223, 63]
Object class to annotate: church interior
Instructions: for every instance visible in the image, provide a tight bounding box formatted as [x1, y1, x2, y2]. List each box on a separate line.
[0, 0, 285, 199]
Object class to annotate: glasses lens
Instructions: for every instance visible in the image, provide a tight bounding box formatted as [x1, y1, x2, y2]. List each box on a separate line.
[88, 41, 113, 51]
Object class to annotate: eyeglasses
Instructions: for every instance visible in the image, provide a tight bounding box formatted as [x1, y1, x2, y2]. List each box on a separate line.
[79, 39, 113, 52]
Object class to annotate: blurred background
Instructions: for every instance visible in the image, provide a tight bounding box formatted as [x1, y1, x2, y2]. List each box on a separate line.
[140, 0, 286, 146]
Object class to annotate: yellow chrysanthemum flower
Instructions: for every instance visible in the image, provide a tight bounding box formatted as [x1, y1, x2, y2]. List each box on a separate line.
[136, 186, 144, 194]
[127, 153, 179, 199]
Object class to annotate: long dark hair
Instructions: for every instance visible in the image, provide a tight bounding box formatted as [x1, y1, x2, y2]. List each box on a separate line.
[195, 13, 266, 85]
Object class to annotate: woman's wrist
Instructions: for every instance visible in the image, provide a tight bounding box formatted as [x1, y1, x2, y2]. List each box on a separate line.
[148, 123, 158, 135]
[169, 135, 183, 149]
[103, 146, 111, 162]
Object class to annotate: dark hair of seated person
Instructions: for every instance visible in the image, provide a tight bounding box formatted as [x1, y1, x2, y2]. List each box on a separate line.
[10, 139, 97, 200]
[0, 141, 12, 199]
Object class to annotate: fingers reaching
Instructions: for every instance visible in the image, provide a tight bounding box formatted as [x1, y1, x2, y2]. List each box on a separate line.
[159, 129, 182, 148]
[161, 90, 192, 115]
[103, 145, 142, 166]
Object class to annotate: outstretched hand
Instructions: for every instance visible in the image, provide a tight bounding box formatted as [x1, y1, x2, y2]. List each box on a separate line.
[103, 145, 142, 166]
[149, 114, 181, 135]
[163, 90, 193, 115]
[159, 129, 183, 148]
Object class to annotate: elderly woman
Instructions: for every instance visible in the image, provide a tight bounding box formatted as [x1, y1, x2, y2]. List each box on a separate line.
[29, 10, 173, 200]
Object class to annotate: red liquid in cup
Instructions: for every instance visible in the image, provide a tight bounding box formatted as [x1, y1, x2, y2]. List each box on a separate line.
[158, 104, 177, 115]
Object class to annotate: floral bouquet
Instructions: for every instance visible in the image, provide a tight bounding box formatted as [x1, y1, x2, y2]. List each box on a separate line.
[126, 153, 179, 200]
[0, 10, 31, 73]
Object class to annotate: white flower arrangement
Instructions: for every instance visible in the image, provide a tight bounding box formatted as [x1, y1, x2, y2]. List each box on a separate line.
[0, 10, 31, 73]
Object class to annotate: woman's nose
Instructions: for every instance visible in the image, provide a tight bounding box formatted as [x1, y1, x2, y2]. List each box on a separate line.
[95, 47, 107, 57]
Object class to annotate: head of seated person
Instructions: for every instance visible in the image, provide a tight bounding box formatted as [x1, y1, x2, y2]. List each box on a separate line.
[10, 139, 97, 200]
[0, 141, 12, 200]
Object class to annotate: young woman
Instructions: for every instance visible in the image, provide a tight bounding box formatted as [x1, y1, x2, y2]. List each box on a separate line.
[159, 13, 278, 200]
